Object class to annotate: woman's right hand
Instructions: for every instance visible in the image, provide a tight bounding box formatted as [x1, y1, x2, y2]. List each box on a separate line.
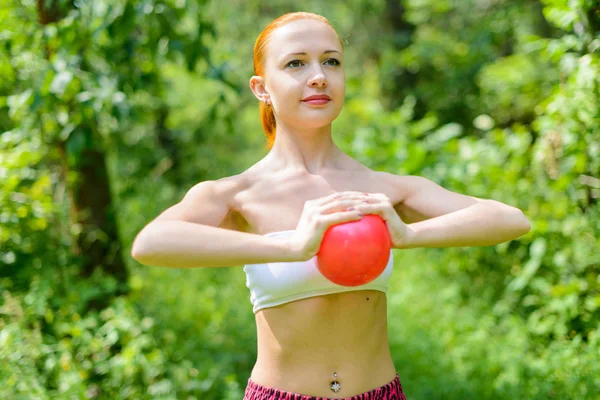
[287, 191, 369, 261]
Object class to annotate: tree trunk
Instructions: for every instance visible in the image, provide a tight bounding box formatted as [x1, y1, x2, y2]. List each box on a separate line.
[72, 147, 128, 284]
[383, 0, 419, 112]
[39, 0, 128, 299]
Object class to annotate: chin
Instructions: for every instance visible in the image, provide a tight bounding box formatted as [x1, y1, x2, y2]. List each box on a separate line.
[295, 116, 338, 129]
[279, 110, 337, 129]
[302, 109, 343, 126]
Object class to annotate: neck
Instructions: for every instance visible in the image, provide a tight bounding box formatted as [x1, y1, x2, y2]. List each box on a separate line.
[265, 121, 344, 175]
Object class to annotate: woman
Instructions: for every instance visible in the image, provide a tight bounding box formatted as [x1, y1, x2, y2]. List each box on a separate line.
[131, 12, 531, 400]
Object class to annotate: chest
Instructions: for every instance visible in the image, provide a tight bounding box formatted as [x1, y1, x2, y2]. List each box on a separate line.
[235, 170, 400, 235]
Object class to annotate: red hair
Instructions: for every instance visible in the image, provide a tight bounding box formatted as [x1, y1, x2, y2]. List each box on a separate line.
[253, 12, 343, 150]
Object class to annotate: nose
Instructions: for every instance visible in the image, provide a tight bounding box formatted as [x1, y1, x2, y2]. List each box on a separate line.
[307, 65, 327, 88]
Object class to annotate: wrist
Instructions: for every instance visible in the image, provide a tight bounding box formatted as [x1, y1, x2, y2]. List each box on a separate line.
[283, 237, 307, 262]
[396, 226, 418, 249]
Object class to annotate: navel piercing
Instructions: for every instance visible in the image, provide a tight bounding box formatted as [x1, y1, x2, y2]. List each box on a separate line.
[330, 380, 341, 393]
[330, 372, 340, 393]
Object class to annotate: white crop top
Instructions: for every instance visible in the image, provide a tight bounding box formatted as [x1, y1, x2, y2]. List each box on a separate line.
[243, 230, 395, 314]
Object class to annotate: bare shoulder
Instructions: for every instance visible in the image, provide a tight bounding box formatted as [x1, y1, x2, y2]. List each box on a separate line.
[376, 172, 432, 200]
[378, 172, 483, 223]
[379, 171, 470, 202]
[154, 173, 251, 232]
[367, 171, 419, 204]
[186, 173, 249, 204]
[380, 172, 476, 200]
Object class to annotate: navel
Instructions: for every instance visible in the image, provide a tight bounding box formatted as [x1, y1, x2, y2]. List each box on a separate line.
[329, 372, 341, 393]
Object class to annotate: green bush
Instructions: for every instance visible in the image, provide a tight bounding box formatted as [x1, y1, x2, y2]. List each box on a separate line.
[1, 0, 598, 398]
[0, 275, 213, 399]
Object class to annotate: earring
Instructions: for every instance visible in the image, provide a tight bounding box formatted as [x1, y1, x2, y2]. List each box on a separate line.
[264, 98, 271, 106]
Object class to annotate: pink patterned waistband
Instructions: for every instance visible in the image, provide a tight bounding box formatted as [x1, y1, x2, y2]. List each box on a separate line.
[243, 373, 407, 400]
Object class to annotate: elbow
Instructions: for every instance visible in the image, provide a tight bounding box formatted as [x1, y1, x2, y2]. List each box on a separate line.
[130, 229, 154, 264]
[130, 243, 144, 262]
[507, 207, 532, 238]
[490, 201, 531, 238]
[130, 240, 145, 263]
[521, 216, 532, 235]
[516, 217, 531, 238]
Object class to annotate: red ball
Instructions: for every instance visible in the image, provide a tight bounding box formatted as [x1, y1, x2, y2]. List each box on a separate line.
[316, 215, 392, 287]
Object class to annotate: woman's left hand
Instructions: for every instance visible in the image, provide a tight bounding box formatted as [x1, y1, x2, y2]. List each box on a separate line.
[355, 193, 412, 249]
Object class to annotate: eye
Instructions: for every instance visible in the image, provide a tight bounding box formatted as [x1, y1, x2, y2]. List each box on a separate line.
[286, 59, 303, 68]
[325, 58, 341, 66]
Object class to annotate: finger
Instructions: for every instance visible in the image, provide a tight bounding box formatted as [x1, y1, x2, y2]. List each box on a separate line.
[313, 193, 365, 206]
[358, 195, 385, 205]
[354, 203, 386, 216]
[333, 193, 373, 204]
[319, 209, 364, 227]
[362, 193, 387, 201]
[319, 199, 366, 214]
[312, 192, 357, 206]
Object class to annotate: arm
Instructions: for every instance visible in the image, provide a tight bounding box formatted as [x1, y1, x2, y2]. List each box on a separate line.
[130, 178, 298, 268]
[388, 174, 531, 249]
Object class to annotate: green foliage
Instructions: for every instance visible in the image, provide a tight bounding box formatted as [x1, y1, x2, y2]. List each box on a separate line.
[0, 129, 57, 289]
[389, 248, 600, 400]
[1, 0, 598, 398]
[0, 278, 211, 399]
[339, 1, 599, 397]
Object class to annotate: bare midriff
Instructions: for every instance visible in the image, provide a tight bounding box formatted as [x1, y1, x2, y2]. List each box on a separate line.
[249, 289, 397, 398]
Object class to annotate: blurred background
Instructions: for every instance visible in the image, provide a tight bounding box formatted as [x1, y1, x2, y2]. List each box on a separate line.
[1, 0, 599, 399]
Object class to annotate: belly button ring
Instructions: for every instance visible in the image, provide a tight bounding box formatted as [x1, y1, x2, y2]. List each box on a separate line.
[330, 381, 341, 393]
[330, 372, 340, 393]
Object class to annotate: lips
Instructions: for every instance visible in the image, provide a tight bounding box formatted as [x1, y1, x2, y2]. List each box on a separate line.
[302, 95, 331, 101]
[302, 94, 331, 105]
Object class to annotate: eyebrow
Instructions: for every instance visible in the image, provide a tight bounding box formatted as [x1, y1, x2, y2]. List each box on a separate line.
[282, 50, 342, 58]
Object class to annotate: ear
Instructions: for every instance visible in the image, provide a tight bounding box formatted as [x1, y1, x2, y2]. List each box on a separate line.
[249, 76, 270, 102]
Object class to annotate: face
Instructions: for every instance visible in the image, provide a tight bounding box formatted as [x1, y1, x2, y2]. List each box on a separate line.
[251, 19, 345, 129]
